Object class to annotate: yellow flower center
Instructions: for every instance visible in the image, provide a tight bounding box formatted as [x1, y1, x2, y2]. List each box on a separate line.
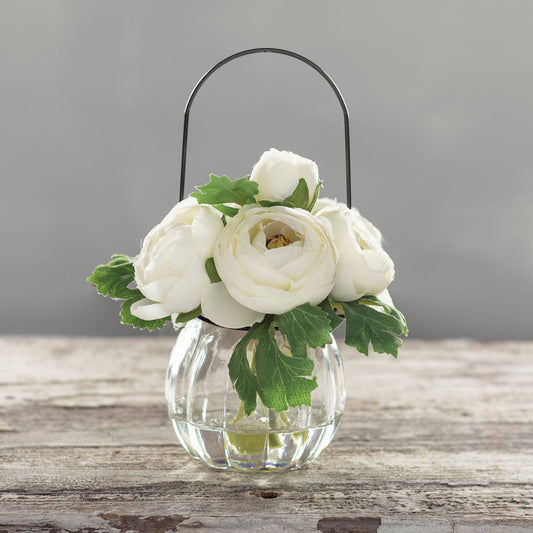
[266, 234, 291, 249]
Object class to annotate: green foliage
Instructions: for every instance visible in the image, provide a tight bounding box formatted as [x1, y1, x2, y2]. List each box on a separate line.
[358, 295, 408, 335]
[189, 174, 321, 218]
[87, 254, 136, 300]
[275, 303, 333, 358]
[254, 319, 318, 412]
[337, 297, 407, 357]
[228, 327, 261, 416]
[318, 297, 344, 330]
[191, 174, 258, 212]
[205, 258, 221, 283]
[308, 182, 322, 211]
[228, 316, 319, 415]
[258, 199, 296, 208]
[228, 296, 407, 414]
[263, 179, 322, 211]
[213, 204, 239, 217]
[175, 305, 202, 326]
[284, 178, 310, 209]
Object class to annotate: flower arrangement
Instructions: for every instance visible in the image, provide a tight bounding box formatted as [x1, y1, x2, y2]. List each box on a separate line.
[88, 148, 408, 415]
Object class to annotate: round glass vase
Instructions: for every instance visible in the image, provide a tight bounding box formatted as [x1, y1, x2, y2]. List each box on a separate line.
[165, 318, 345, 472]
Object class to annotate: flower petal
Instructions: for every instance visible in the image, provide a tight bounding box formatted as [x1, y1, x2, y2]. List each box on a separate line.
[164, 260, 210, 314]
[130, 298, 169, 320]
[139, 277, 179, 303]
[201, 282, 264, 329]
[331, 262, 358, 302]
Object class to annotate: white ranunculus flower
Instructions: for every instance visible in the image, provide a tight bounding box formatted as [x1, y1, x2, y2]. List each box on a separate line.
[313, 198, 395, 302]
[213, 205, 338, 315]
[250, 148, 320, 204]
[131, 198, 224, 320]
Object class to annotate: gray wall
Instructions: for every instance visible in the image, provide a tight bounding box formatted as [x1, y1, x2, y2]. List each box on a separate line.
[1, 1, 532, 339]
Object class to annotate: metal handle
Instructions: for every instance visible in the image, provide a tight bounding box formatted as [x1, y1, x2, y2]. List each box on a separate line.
[179, 47, 352, 208]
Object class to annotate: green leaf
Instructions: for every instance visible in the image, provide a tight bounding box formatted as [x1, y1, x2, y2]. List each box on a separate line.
[120, 290, 170, 331]
[205, 258, 221, 283]
[258, 199, 296, 208]
[284, 178, 309, 209]
[340, 298, 407, 357]
[175, 305, 201, 325]
[228, 316, 318, 414]
[308, 181, 322, 211]
[191, 174, 258, 207]
[213, 204, 239, 217]
[358, 295, 409, 336]
[253, 320, 318, 412]
[87, 254, 136, 300]
[275, 303, 333, 358]
[228, 326, 261, 416]
[318, 297, 345, 331]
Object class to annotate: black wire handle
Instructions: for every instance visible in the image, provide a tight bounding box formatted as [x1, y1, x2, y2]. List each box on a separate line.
[179, 47, 352, 208]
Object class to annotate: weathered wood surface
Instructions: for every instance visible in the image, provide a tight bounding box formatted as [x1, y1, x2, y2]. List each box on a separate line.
[1, 337, 532, 532]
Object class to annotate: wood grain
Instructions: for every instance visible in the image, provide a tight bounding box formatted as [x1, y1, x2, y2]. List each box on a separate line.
[1, 337, 532, 532]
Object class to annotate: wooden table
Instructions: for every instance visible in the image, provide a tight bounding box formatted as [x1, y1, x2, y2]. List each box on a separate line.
[1, 338, 532, 532]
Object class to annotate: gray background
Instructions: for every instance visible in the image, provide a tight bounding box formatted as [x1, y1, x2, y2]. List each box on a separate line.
[1, 1, 532, 339]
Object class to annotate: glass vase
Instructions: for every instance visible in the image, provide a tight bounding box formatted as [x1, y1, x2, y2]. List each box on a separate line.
[165, 318, 345, 471]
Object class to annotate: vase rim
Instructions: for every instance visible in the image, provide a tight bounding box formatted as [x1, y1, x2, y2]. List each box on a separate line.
[196, 314, 252, 332]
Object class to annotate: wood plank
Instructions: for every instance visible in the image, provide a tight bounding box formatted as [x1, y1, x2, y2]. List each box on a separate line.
[1, 338, 532, 531]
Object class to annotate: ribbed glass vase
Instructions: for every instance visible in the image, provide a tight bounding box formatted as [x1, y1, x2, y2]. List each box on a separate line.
[165, 318, 345, 472]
